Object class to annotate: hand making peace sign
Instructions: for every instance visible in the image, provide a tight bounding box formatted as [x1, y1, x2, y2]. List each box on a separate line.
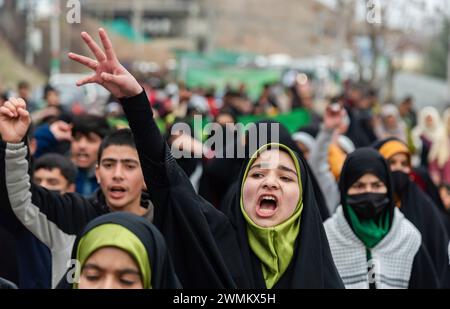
[68, 28, 142, 99]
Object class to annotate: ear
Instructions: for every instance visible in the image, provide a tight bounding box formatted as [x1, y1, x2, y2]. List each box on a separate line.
[142, 181, 147, 191]
[29, 138, 37, 157]
[95, 164, 101, 184]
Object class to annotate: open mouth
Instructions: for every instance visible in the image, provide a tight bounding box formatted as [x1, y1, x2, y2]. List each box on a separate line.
[256, 195, 278, 218]
[109, 186, 127, 199]
[76, 153, 90, 162]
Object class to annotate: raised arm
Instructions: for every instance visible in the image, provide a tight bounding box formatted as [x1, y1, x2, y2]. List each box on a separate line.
[68, 29, 180, 204]
[309, 105, 346, 214]
[68, 30, 250, 288]
[0, 98, 99, 250]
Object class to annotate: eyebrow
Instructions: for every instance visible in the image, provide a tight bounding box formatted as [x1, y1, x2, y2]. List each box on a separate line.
[117, 269, 141, 277]
[250, 163, 297, 175]
[352, 180, 384, 186]
[82, 264, 140, 277]
[101, 158, 140, 165]
[82, 264, 103, 272]
[46, 178, 61, 182]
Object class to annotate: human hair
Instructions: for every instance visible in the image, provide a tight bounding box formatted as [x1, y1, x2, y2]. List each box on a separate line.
[72, 114, 111, 140]
[43, 84, 58, 99]
[18, 80, 30, 90]
[33, 153, 77, 184]
[97, 129, 137, 164]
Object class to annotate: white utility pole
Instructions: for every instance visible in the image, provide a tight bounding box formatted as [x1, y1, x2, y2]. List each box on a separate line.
[25, 0, 35, 66]
[50, 0, 61, 75]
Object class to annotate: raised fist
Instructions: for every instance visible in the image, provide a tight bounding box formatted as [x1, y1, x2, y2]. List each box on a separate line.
[0, 98, 31, 143]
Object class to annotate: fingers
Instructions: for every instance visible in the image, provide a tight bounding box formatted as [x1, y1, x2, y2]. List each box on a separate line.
[2, 101, 18, 117]
[17, 107, 30, 120]
[52, 120, 70, 131]
[68, 52, 98, 71]
[99, 28, 117, 61]
[59, 122, 72, 132]
[11, 97, 27, 110]
[81, 31, 106, 62]
[0, 106, 15, 118]
[50, 121, 73, 141]
[1, 98, 28, 119]
[76, 74, 98, 87]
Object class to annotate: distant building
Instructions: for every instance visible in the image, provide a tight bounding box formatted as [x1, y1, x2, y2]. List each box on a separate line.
[83, 0, 204, 38]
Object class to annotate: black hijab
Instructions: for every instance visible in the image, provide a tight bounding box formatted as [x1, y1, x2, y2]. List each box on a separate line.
[221, 143, 344, 288]
[373, 138, 450, 288]
[338, 147, 395, 224]
[56, 212, 181, 289]
[217, 119, 330, 220]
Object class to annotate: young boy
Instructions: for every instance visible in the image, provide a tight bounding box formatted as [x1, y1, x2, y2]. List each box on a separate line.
[0, 102, 150, 287]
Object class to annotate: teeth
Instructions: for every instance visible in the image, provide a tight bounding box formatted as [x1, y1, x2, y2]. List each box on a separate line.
[261, 196, 276, 201]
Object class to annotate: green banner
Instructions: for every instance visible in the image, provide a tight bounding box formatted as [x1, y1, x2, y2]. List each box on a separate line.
[237, 108, 311, 134]
[185, 67, 282, 100]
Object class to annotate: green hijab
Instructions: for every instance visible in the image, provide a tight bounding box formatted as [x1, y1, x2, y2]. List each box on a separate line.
[240, 143, 303, 289]
[74, 223, 152, 289]
[345, 204, 391, 249]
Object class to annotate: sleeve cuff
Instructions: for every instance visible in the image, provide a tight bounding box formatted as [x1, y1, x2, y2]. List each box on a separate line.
[119, 89, 148, 110]
[6, 142, 26, 151]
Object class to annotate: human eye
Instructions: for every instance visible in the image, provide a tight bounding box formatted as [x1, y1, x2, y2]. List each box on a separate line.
[120, 278, 136, 286]
[126, 164, 137, 170]
[280, 175, 294, 182]
[102, 162, 113, 169]
[250, 171, 264, 178]
[373, 182, 383, 189]
[85, 275, 100, 282]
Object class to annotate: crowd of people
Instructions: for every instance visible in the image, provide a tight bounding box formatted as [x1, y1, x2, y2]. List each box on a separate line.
[0, 28, 449, 289]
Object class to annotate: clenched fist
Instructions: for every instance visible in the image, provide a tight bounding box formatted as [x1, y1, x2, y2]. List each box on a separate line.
[0, 98, 31, 143]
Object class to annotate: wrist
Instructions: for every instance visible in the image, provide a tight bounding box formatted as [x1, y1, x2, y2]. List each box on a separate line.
[129, 84, 144, 97]
[119, 88, 147, 106]
[122, 84, 143, 99]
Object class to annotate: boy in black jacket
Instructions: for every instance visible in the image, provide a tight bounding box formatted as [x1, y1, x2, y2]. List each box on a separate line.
[0, 107, 151, 287]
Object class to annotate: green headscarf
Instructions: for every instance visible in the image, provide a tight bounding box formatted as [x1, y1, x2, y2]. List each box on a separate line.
[240, 143, 303, 289]
[345, 204, 391, 249]
[74, 223, 152, 289]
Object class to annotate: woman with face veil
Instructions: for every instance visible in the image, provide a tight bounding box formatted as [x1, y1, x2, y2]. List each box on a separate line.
[57, 212, 181, 289]
[373, 137, 450, 288]
[324, 148, 439, 288]
[221, 143, 344, 288]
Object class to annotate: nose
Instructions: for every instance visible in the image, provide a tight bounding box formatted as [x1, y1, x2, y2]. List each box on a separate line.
[112, 163, 124, 180]
[262, 172, 279, 190]
[77, 137, 88, 149]
[99, 275, 119, 289]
